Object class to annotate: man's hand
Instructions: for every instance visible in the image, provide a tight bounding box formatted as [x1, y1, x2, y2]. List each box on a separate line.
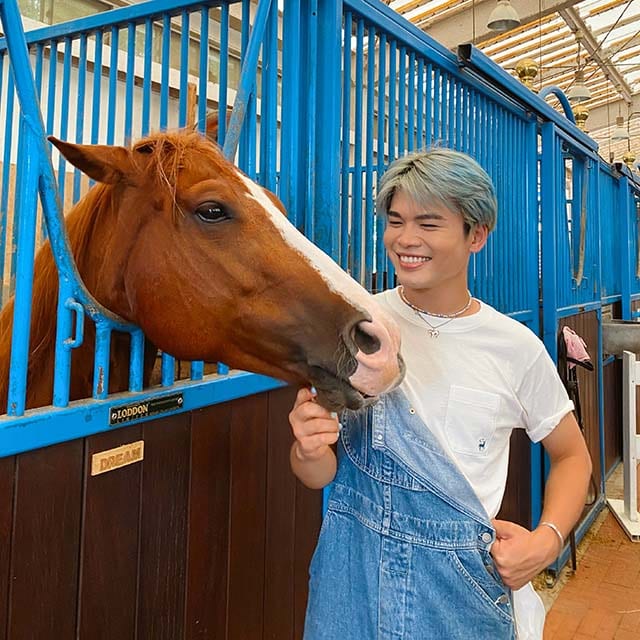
[490, 519, 561, 590]
[288, 387, 340, 488]
[289, 387, 340, 461]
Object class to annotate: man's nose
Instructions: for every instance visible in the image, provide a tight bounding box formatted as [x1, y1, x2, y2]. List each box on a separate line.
[397, 226, 420, 246]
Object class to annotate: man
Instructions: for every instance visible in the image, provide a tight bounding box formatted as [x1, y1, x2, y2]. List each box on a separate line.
[289, 148, 592, 639]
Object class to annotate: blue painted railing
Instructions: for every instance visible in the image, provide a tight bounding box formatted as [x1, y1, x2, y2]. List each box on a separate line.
[0, 0, 287, 435]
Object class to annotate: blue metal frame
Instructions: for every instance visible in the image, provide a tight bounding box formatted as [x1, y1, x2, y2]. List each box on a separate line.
[620, 179, 633, 320]
[0, 372, 284, 457]
[458, 45, 596, 152]
[538, 85, 576, 124]
[1, 1, 639, 582]
[223, 0, 272, 160]
[313, 0, 343, 259]
[0, 0, 282, 415]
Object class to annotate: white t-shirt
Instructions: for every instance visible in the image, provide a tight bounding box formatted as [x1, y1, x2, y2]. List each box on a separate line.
[376, 287, 574, 519]
[376, 288, 569, 639]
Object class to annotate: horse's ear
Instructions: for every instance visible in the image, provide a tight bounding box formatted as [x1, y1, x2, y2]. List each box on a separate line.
[205, 112, 220, 141]
[204, 107, 233, 143]
[48, 136, 136, 185]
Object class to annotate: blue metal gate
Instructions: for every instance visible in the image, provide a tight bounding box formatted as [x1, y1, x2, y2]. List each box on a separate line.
[2, 0, 640, 570]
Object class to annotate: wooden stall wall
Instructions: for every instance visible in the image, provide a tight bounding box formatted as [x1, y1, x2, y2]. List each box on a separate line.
[603, 359, 623, 474]
[602, 301, 623, 474]
[0, 386, 320, 640]
[498, 431, 532, 529]
[558, 312, 601, 498]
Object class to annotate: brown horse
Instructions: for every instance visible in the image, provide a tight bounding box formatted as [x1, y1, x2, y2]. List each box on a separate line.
[0, 129, 403, 413]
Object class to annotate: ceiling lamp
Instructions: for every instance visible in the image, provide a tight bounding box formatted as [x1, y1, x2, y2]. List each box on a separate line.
[567, 69, 592, 102]
[487, 0, 521, 32]
[611, 115, 629, 141]
[566, 33, 591, 103]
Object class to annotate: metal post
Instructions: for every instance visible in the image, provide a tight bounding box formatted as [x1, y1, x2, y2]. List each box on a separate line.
[620, 180, 632, 321]
[607, 351, 640, 540]
[313, 0, 343, 259]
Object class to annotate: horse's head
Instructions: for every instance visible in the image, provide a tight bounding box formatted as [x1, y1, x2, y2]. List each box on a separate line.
[49, 132, 404, 411]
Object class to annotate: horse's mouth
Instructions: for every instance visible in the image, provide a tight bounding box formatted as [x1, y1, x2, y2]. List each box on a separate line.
[307, 366, 377, 412]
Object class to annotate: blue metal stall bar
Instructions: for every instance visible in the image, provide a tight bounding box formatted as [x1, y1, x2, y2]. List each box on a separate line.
[0, 0, 288, 441]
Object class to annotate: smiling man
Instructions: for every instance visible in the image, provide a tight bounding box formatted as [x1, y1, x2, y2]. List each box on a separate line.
[289, 148, 592, 640]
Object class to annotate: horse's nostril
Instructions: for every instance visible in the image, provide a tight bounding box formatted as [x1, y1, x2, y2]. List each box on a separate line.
[352, 324, 381, 355]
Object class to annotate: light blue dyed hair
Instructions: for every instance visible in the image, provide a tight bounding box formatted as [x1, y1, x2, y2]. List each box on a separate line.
[376, 148, 498, 233]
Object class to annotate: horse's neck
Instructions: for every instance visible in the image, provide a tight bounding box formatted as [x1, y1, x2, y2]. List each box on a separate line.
[0, 293, 154, 413]
[0, 299, 17, 413]
[0, 187, 154, 412]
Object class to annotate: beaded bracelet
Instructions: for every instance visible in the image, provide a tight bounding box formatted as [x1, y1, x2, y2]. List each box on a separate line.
[539, 521, 564, 550]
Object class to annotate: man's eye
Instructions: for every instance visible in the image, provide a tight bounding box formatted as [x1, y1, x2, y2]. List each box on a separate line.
[195, 202, 228, 223]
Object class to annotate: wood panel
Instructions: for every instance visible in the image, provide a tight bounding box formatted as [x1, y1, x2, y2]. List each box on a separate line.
[498, 429, 532, 529]
[603, 359, 622, 474]
[185, 402, 232, 639]
[0, 457, 15, 640]
[559, 312, 601, 494]
[264, 387, 298, 640]
[227, 393, 268, 639]
[137, 413, 191, 640]
[78, 425, 143, 640]
[0, 388, 320, 640]
[8, 440, 83, 639]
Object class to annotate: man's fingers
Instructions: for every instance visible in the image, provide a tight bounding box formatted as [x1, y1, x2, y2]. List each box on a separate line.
[291, 397, 335, 426]
[293, 416, 340, 440]
[298, 431, 340, 454]
[492, 518, 527, 539]
[294, 386, 316, 408]
[289, 386, 340, 458]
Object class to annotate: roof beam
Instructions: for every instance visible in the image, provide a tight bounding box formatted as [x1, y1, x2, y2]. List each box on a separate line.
[581, 93, 640, 132]
[558, 6, 633, 103]
[423, 0, 579, 48]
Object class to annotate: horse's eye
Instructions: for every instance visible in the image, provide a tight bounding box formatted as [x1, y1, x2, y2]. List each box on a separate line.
[196, 202, 227, 223]
[135, 143, 154, 154]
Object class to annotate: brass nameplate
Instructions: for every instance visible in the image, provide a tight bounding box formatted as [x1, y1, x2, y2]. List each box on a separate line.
[109, 393, 184, 426]
[91, 440, 144, 476]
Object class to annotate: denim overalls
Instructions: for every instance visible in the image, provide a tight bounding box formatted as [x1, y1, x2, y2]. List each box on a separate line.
[304, 389, 516, 640]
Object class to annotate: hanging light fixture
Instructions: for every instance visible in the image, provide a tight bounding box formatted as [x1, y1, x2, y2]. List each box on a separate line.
[611, 115, 629, 141]
[487, 0, 521, 32]
[567, 33, 591, 103]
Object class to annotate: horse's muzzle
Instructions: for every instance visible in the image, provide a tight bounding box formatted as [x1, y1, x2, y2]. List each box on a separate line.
[345, 315, 405, 399]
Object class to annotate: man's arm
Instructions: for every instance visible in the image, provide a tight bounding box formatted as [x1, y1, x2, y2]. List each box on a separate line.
[491, 411, 592, 590]
[289, 387, 340, 489]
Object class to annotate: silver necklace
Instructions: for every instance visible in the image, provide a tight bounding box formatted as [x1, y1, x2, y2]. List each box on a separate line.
[398, 286, 473, 338]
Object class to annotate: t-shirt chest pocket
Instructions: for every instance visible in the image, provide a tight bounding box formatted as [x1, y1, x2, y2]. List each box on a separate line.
[444, 385, 500, 457]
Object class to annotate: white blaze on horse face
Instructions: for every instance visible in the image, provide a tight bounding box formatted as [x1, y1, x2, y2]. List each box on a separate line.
[238, 173, 403, 397]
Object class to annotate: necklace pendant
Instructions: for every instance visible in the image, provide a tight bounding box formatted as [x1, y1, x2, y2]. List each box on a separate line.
[429, 328, 440, 338]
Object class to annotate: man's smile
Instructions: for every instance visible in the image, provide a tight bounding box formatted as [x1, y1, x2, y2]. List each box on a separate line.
[397, 254, 432, 267]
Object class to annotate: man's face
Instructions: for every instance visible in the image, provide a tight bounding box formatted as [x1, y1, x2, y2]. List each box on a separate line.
[382, 189, 487, 295]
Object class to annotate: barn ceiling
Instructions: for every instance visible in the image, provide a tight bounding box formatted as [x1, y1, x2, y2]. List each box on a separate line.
[388, 0, 640, 166]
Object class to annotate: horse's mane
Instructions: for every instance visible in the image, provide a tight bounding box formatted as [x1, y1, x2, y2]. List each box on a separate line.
[132, 130, 220, 221]
[0, 183, 114, 412]
[0, 129, 214, 412]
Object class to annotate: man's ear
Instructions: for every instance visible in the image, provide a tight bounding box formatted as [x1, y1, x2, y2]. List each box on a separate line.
[469, 224, 489, 254]
[48, 136, 137, 185]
